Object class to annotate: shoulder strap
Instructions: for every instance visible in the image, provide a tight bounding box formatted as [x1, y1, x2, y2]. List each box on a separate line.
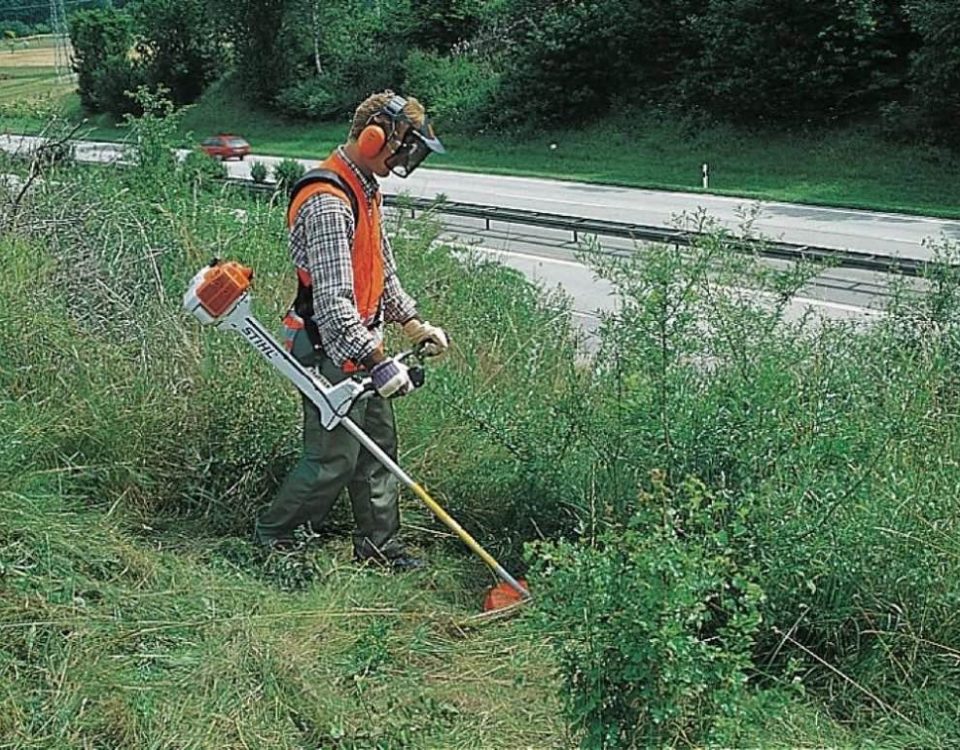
[287, 168, 359, 222]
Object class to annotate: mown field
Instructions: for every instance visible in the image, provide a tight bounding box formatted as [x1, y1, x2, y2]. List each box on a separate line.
[0, 35, 73, 108]
[3, 106, 960, 747]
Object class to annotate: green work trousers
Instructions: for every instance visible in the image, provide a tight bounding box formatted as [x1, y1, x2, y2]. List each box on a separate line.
[255, 329, 404, 560]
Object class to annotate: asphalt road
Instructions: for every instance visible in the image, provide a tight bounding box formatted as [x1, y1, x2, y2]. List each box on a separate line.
[2, 133, 952, 335]
[5, 134, 956, 260]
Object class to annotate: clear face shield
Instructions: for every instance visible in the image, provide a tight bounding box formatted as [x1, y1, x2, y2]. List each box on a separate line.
[383, 117, 445, 178]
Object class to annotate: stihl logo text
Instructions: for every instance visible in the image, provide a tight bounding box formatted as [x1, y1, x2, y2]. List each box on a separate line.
[243, 326, 276, 359]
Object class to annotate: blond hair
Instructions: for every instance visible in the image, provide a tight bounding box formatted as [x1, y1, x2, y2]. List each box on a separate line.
[349, 90, 426, 140]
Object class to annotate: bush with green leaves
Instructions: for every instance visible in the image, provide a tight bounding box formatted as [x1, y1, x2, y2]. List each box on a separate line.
[404, 49, 498, 128]
[121, 86, 185, 184]
[231, 0, 414, 118]
[539, 219, 959, 746]
[678, 0, 904, 124]
[133, 0, 226, 106]
[274, 75, 341, 119]
[69, 7, 146, 116]
[249, 159, 268, 184]
[180, 149, 227, 189]
[490, 0, 628, 126]
[273, 157, 305, 193]
[529, 476, 763, 748]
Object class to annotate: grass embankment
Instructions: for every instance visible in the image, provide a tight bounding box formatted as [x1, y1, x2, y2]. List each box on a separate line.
[4, 119, 960, 746]
[2, 52, 960, 218]
[0, 153, 571, 746]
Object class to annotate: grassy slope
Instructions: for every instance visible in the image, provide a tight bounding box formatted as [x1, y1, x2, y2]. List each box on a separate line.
[0, 154, 948, 746]
[0, 493, 564, 748]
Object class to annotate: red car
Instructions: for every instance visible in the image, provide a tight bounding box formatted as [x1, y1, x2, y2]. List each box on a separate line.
[200, 134, 251, 161]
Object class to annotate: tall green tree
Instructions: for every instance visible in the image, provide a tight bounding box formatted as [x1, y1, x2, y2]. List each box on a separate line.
[489, 0, 708, 125]
[211, 0, 296, 103]
[906, 0, 960, 142]
[133, 0, 226, 104]
[409, 0, 484, 52]
[681, 0, 900, 123]
[69, 7, 144, 114]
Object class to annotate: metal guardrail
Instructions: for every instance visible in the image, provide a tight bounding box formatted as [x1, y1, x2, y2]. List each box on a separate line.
[230, 178, 932, 278]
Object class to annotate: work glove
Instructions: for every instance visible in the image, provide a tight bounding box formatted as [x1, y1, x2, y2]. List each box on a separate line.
[402, 318, 449, 357]
[370, 357, 413, 399]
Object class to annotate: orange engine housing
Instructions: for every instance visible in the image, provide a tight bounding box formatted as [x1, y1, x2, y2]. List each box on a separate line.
[196, 261, 253, 317]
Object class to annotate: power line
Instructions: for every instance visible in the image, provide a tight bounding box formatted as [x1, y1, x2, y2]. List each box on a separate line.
[6, 0, 92, 14]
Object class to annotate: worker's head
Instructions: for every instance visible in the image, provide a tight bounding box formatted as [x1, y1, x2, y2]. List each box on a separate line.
[346, 91, 445, 178]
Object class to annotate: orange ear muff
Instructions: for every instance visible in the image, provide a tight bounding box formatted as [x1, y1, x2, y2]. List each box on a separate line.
[358, 124, 386, 158]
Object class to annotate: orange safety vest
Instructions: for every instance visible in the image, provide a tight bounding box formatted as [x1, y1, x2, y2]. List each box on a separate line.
[286, 150, 386, 368]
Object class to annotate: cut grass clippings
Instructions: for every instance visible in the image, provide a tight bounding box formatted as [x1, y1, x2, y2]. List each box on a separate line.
[0, 493, 564, 748]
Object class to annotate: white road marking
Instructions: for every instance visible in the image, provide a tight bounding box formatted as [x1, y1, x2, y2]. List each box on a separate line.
[468, 245, 879, 318]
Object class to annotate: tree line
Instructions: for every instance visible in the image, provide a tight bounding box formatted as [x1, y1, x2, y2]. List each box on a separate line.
[69, 0, 959, 144]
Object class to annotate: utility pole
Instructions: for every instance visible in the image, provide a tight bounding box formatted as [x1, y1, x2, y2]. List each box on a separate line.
[50, 0, 73, 83]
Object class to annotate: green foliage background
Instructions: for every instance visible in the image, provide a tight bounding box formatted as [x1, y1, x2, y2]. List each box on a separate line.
[60, 0, 960, 145]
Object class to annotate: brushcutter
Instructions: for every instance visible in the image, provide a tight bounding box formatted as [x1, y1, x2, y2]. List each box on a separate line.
[182, 260, 530, 608]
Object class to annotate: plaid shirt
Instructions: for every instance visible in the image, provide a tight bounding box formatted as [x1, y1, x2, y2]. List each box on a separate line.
[289, 147, 418, 368]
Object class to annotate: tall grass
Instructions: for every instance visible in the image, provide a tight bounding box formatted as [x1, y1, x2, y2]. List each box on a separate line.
[3, 109, 960, 747]
[0, 135, 570, 748]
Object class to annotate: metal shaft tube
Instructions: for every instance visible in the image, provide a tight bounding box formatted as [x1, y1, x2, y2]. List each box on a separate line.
[339, 418, 530, 600]
[217, 299, 529, 601]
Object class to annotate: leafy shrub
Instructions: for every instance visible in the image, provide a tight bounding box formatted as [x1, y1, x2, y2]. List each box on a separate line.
[273, 158, 305, 194]
[678, 0, 901, 124]
[529, 476, 763, 748]
[180, 149, 227, 189]
[409, 0, 484, 53]
[404, 49, 498, 128]
[121, 87, 184, 183]
[267, 0, 412, 118]
[69, 8, 145, 116]
[249, 160, 268, 184]
[133, 0, 226, 106]
[274, 75, 341, 119]
[490, 0, 635, 126]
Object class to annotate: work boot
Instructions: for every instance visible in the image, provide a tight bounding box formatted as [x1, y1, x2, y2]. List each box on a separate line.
[354, 551, 426, 572]
[388, 554, 426, 572]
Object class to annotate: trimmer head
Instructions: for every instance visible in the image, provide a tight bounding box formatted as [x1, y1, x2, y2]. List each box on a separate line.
[482, 579, 530, 612]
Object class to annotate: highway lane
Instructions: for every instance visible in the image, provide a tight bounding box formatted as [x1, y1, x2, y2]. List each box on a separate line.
[426, 214, 897, 349]
[4, 134, 957, 262]
[0, 134, 941, 331]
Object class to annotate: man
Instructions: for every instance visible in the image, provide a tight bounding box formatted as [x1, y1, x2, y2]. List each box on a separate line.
[255, 91, 449, 569]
